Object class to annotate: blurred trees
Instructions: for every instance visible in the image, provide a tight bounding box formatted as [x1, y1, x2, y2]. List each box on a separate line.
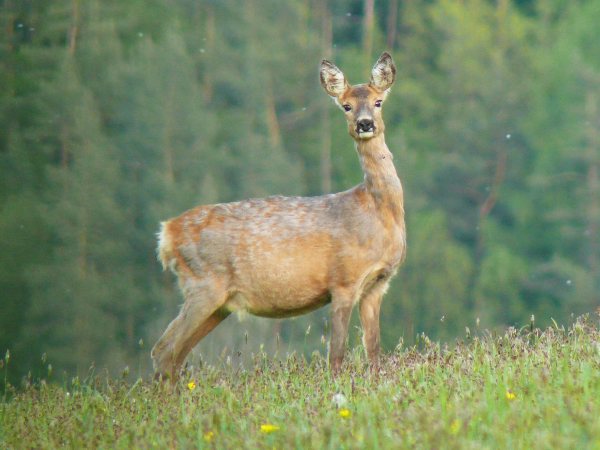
[1, 0, 599, 380]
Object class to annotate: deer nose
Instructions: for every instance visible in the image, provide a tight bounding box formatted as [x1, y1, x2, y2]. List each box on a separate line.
[357, 118, 374, 133]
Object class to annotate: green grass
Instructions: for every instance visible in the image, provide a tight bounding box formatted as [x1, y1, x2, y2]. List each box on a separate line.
[2, 316, 600, 449]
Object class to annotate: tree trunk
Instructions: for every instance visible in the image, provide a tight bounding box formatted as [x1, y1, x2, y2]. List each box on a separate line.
[386, 0, 398, 50]
[163, 83, 175, 184]
[69, 0, 80, 55]
[265, 84, 282, 149]
[585, 89, 600, 274]
[320, 2, 332, 193]
[202, 5, 215, 102]
[363, 0, 375, 72]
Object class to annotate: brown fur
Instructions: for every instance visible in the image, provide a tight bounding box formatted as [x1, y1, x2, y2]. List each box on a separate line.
[152, 52, 406, 379]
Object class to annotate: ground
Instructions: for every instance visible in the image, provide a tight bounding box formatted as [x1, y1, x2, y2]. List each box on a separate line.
[1, 316, 600, 449]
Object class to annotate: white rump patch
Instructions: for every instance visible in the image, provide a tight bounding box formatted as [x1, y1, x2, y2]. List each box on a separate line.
[157, 222, 176, 272]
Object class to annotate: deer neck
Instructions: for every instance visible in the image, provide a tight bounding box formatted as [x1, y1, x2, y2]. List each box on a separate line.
[355, 133, 404, 215]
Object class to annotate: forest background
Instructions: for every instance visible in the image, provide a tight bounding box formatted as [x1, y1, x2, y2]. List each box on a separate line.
[1, 0, 599, 383]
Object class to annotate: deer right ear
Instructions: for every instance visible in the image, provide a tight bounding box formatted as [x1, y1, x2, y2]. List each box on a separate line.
[320, 60, 348, 97]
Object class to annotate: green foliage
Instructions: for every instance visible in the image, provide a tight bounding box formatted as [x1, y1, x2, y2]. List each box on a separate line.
[475, 246, 529, 325]
[1, 0, 600, 381]
[20, 55, 130, 374]
[2, 318, 600, 448]
[386, 210, 473, 343]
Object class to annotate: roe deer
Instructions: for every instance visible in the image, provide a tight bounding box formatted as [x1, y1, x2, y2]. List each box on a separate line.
[152, 52, 406, 379]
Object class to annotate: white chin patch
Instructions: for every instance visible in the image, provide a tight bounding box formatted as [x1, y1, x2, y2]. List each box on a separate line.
[358, 131, 374, 139]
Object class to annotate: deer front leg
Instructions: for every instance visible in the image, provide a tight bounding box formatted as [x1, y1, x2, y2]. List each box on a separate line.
[359, 284, 385, 368]
[329, 293, 354, 373]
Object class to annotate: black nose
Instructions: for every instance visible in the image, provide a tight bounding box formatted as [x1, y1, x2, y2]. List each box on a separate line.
[357, 119, 374, 133]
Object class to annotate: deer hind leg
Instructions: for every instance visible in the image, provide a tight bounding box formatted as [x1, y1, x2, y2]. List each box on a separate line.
[151, 274, 229, 380]
[174, 309, 230, 370]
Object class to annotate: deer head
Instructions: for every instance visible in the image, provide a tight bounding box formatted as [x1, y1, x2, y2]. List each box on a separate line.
[320, 52, 396, 141]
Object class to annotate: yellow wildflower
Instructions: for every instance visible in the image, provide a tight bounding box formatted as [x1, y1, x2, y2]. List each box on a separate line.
[338, 408, 352, 419]
[260, 424, 280, 433]
[203, 431, 215, 442]
[505, 389, 516, 400]
[187, 381, 196, 391]
[353, 431, 364, 442]
[449, 419, 461, 435]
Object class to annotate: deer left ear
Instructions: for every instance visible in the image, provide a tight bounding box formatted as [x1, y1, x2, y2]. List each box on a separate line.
[370, 52, 396, 93]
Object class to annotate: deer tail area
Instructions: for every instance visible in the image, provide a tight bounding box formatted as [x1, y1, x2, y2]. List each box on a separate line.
[157, 221, 177, 273]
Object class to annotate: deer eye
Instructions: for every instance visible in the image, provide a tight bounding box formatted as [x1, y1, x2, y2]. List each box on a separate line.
[343, 104, 352, 112]
[375, 100, 382, 108]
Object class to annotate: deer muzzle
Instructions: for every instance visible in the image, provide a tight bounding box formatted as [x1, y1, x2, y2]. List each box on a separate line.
[356, 118, 375, 138]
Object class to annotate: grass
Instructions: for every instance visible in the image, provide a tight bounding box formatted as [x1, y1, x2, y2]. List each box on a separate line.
[1, 315, 600, 449]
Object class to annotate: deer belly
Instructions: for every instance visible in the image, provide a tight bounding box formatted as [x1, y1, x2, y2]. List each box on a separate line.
[228, 239, 332, 317]
[227, 290, 331, 319]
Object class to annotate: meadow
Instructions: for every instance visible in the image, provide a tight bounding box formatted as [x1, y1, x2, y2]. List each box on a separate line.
[1, 315, 599, 449]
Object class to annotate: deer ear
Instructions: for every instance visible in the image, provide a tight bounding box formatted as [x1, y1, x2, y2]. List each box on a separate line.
[320, 59, 348, 97]
[370, 52, 396, 92]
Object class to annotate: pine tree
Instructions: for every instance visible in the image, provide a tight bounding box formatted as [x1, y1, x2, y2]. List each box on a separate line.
[22, 55, 130, 374]
[521, 0, 600, 320]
